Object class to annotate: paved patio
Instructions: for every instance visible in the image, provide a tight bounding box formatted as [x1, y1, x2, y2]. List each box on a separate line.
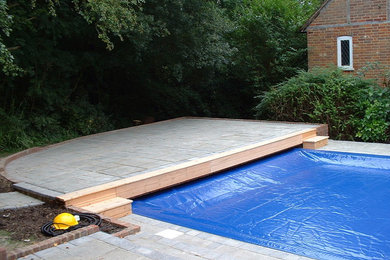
[6, 118, 390, 259]
[0, 191, 43, 210]
[5, 118, 320, 196]
[321, 139, 390, 156]
[21, 214, 313, 260]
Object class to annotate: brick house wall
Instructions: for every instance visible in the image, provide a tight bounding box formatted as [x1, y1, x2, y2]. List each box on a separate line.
[302, 0, 390, 83]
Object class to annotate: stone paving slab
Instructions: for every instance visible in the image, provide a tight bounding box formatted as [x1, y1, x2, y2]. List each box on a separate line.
[0, 191, 43, 210]
[20, 218, 310, 260]
[121, 214, 311, 260]
[13, 182, 62, 201]
[321, 139, 390, 156]
[5, 118, 320, 196]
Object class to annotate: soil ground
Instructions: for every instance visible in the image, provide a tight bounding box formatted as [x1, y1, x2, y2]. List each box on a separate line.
[0, 203, 124, 251]
[0, 175, 13, 193]
[0, 154, 120, 252]
[0, 153, 13, 193]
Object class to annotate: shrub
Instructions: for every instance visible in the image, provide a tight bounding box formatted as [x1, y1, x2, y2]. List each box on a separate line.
[0, 99, 114, 153]
[0, 109, 33, 152]
[355, 87, 390, 142]
[62, 99, 114, 136]
[255, 68, 390, 143]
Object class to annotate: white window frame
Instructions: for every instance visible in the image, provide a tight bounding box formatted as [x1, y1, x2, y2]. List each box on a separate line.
[337, 36, 354, 71]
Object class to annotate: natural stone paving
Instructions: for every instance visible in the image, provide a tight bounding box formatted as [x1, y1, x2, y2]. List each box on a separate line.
[120, 214, 312, 260]
[321, 140, 390, 156]
[21, 214, 313, 260]
[5, 118, 319, 195]
[0, 191, 43, 210]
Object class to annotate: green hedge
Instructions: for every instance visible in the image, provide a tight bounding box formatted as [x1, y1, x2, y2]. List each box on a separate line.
[0, 99, 114, 153]
[255, 68, 390, 143]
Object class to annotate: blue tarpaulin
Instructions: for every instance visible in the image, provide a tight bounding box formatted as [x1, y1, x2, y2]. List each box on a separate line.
[133, 148, 390, 260]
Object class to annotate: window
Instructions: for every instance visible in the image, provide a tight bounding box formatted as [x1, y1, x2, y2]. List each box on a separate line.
[337, 36, 353, 71]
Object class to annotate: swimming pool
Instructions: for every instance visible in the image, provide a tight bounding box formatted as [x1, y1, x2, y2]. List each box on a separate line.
[133, 148, 390, 260]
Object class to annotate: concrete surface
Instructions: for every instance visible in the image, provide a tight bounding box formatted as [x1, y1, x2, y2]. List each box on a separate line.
[5, 118, 319, 196]
[21, 215, 313, 260]
[0, 191, 43, 210]
[321, 139, 390, 156]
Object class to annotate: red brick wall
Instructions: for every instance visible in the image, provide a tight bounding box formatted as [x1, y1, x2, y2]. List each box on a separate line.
[306, 0, 390, 83]
[311, 0, 348, 26]
[350, 0, 387, 22]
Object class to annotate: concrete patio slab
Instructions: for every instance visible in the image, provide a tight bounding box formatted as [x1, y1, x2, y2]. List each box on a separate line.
[321, 139, 390, 156]
[4, 118, 323, 198]
[0, 191, 43, 210]
[22, 217, 312, 260]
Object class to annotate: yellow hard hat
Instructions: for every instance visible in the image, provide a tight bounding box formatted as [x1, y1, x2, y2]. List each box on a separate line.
[52, 213, 79, 230]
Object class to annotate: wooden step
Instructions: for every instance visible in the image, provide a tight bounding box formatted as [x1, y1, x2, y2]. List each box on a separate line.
[303, 136, 329, 149]
[80, 197, 132, 218]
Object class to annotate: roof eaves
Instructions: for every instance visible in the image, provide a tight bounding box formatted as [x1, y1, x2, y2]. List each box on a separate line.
[300, 0, 333, 32]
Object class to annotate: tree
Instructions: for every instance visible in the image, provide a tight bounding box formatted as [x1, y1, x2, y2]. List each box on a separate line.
[0, 0, 323, 152]
[228, 0, 321, 91]
[0, 0, 236, 151]
[0, 0, 20, 75]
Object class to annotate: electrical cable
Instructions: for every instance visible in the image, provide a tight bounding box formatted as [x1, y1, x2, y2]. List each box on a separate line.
[41, 213, 102, 237]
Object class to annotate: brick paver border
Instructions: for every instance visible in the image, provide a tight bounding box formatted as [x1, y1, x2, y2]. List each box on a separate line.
[0, 206, 140, 260]
[1, 225, 99, 260]
[1, 222, 140, 260]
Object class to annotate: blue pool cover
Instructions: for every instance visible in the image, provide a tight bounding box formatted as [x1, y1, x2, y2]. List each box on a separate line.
[133, 148, 390, 260]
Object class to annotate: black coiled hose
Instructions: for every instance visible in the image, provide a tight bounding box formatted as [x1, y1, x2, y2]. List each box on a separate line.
[41, 213, 102, 237]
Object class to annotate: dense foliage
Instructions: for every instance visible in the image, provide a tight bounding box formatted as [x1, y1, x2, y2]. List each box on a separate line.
[3, 0, 387, 151]
[0, 0, 324, 152]
[0, 0, 321, 152]
[256, 68, 390, 143]
[228, 0, 318, 91]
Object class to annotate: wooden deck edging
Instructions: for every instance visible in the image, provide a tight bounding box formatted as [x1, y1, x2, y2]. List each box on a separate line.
[57, 128, 319, 208]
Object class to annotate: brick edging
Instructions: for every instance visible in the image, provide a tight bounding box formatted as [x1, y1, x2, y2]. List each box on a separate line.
[1, 206, 140, 260]
[66, 205, 140, 238]
[109, 218, 141, 238]
[0, 248, 6, 260]
[2, 225, 99, 260]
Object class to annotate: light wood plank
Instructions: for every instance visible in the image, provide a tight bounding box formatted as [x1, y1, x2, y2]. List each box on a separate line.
[80, 197, 132, 218]
[64, 188, 117, 207]
[82, 197, 131, 212]
[303, 136, 329, 149]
